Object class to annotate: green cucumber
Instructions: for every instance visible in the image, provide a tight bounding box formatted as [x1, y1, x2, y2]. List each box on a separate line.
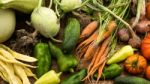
[62, 18, 80, 53]
[114, 76, 150, 84]
[34, 43, 51, 78]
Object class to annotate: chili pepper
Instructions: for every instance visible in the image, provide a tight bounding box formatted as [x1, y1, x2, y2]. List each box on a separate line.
[61, 69, 87, 84]
[107, 45, 134, 65]
[34, 43, 51, 78]
[48, 42, 78, 72]
[35, 70, 61, 84]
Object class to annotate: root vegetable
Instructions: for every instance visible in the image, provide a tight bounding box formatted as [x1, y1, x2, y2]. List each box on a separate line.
[128, 37, 141, 48]
[31, 7, 60, 38]
[118, 28, 130, 42]
[31, 0, 61, 42]
[134, 20, 150, 34]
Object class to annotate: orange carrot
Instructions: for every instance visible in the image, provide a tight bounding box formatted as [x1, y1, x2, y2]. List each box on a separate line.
[83, 42, 97, 60]
[87, 47, 109, 78]
[76, 45, 89, 59]
[95, 21, 116, 45]
[94, 37, 110, 65]
[92, 47, 109, 70]
[87, 46, 101, 73]
[83, 37, 110, 80]
[75, 31, 98, 58]
[77, 31, 98, 49]
[80, 21, 98, 39]
[95, 47, 109, 82]
[96, 61, 106, 84]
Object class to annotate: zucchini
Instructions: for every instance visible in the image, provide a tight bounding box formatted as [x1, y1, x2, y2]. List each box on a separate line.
[114, 76, 150, 84]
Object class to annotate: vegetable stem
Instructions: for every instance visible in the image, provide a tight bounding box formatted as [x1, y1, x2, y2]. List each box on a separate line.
[50, 37, 62, 43]
[48, 0, 53, 8]
[38, 0, 42, 8]
[80, 0, 90, 7]
[132, 0, 143, 28]
[95, 1, 131, 29]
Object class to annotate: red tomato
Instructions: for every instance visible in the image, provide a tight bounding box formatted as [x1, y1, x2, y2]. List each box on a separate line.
[141, 33, 150, 60]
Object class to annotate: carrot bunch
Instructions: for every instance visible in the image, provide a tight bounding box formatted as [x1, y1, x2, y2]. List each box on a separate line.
[75, 20, 117, 82]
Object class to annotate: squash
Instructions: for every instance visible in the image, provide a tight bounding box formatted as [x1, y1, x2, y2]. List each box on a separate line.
[146, 66, 150, 80]
[124, 54, 147, 74]
[141, 33, 150, 60]
[146, 2, 150, 19]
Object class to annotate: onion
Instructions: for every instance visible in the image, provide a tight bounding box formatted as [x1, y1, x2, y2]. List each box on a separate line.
[31, 7, 60, 38]
[0, 9, 16, 43]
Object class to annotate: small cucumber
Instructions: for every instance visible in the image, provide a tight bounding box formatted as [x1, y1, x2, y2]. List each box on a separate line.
[94, 64, 123, 79]
[62, 18, 80, 53]
[34, 43, 51, 78]
[114, 76, 150, 84]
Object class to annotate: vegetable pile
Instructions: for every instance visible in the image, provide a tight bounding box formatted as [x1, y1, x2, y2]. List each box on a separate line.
[1, 0, 150, 84]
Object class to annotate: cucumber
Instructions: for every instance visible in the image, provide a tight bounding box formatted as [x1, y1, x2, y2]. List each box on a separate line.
[34, 43, 51, 78]
[62, 18, 80, 53]
[114, 76, 150, 84]
[94, 64, 123, 79]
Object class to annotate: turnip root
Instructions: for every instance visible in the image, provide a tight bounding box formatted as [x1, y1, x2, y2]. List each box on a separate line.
[128, 36, 141, 48]
[118, 28, 130, 42]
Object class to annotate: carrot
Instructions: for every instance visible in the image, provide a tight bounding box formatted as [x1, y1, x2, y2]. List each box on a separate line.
[87, 46, 101, 73]
[92, 47, 109, 71]
[96, 48, 109, 83]
[80, 21, 98, 39]
[76, 45, 89, 59]
[75, 31, 98, 58]
[83, 42, 97, 60]
[87, 47, 109, 78]
[96, 61, 106, 84]
[83, 37, 110, 80]
[94, 37, 110, 65]
[95, 21, 116, 45]
[77, 31, 98, 50]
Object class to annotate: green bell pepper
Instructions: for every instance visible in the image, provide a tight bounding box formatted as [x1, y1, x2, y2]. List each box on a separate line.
[49, 42, 78, 72]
